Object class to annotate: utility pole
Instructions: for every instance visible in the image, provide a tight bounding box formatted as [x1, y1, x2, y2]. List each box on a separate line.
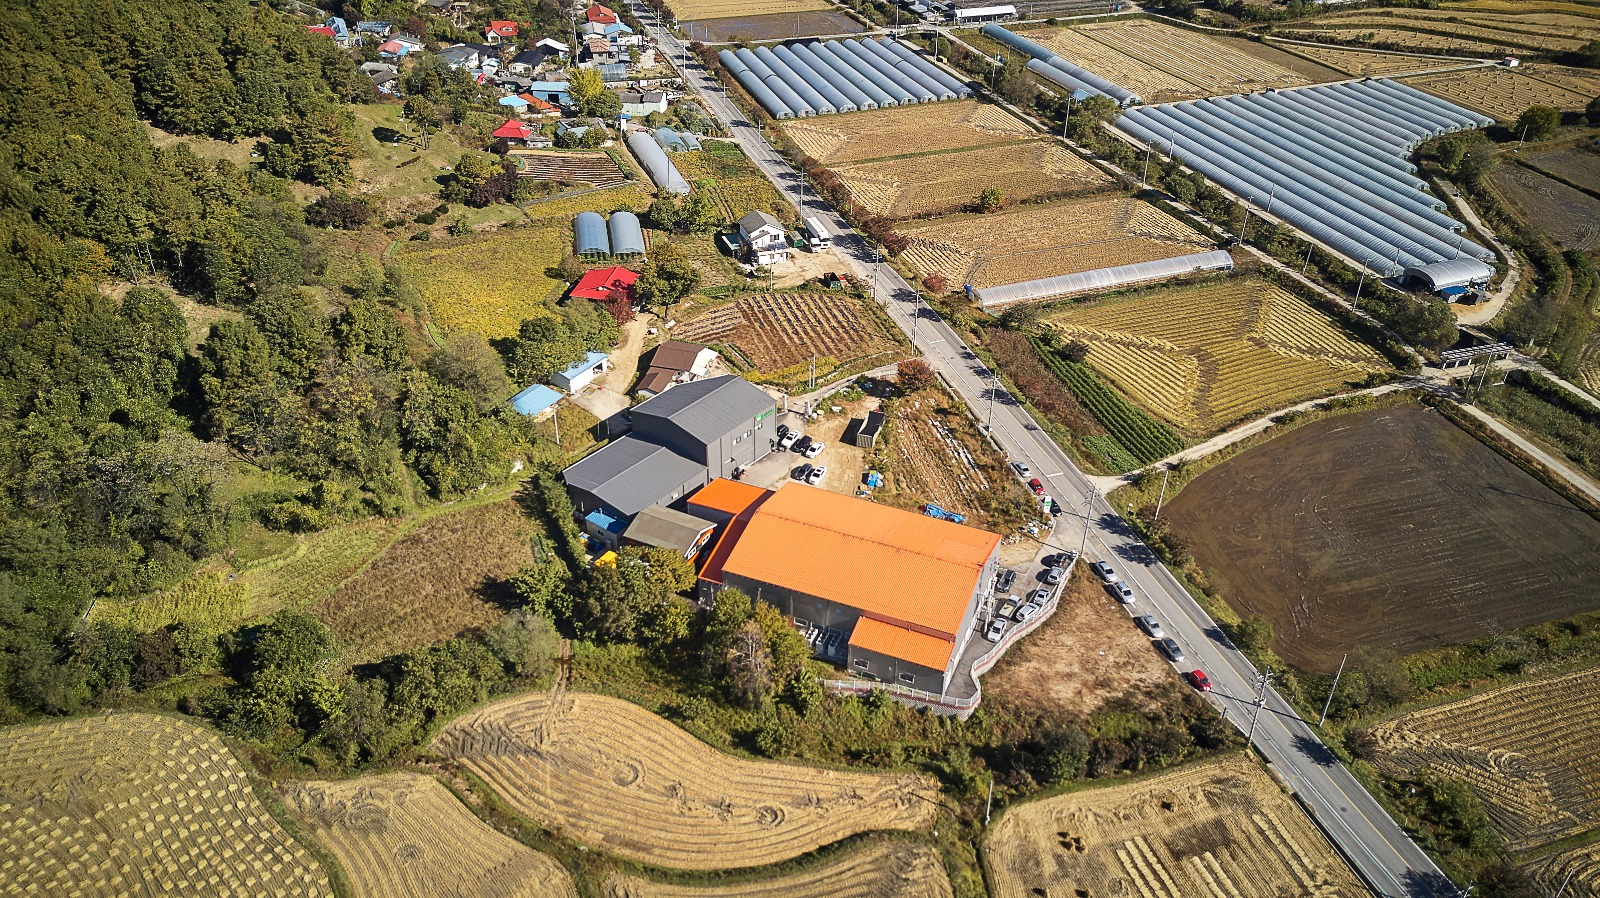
[1301, 242, 1314, 274]
[1554, 869, 1575, 898]
[1141, 144, 1152, 184]
[1077, 488, 1098, 558]
[1246, 670, 1272, 744]
[1317, 653, 1347, 727]
[1153, 465, 1171, 519]
[1353, 258, 1371, 309]
[984, 777, 994, 826]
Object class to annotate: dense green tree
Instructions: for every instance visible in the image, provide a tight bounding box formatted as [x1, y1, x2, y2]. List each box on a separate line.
[334, 296, 408, 370]
[507, 314, 588, 382]
[263, 106, 361, 186]
[483, 608, 560, 679]
[635, 245, 701, 315]
[1514, 104, 1561, 142]
[425, 332, 514, 412]
[198, 318, 276, 443]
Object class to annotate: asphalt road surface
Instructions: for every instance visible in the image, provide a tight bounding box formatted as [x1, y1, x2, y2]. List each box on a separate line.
[629, 9, 1457, 896]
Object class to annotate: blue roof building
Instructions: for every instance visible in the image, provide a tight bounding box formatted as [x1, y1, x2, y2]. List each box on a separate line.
[550, 351, 610, 392]
[528, 81, 573, 106]
[509, 384, 562, 417]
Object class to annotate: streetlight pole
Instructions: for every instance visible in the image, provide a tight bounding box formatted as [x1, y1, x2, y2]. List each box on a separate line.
[986, 374, 996, 430]
[1317, 653, 1347, 727]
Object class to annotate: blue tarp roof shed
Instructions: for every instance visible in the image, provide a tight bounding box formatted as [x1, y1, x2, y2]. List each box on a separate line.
[509, 383, 561, 416]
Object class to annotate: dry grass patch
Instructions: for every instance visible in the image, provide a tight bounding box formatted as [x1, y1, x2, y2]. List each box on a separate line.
[431, 692, 942, 869]
[1408, 67, 1594, 118]
[835, 141, 1108, 219]
[283, 772, 576, 898]
[1044, 277, 1387, 433]
[393, 227, 568, 339]
[1367, 665, 1600, 851]
[605, 841, 952, 898]
[878, 388, 1036, 531]
[782, 100, 1033, 166]
[312, 499, 537, 665]
[985, 755, 1365, 898]
[0, 713, 332, 898]
[901, 196, 1211, 291]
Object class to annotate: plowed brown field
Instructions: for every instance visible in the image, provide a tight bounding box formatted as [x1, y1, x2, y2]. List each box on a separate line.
[430, 692, 941, 869]
[986, 755, 1364, 898]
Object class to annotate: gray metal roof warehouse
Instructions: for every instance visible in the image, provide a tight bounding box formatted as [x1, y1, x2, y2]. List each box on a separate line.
[562, 437, 707, 519]
[631, 375, 774, 445]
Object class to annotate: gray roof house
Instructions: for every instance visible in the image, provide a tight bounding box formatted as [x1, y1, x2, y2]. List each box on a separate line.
[737, 210, 790, 266]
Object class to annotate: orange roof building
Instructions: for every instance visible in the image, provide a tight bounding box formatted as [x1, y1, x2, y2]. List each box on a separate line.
[698, 483, 999, 692]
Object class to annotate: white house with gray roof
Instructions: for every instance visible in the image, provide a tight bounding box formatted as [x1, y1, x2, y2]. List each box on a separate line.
[737, 210, 791, 266]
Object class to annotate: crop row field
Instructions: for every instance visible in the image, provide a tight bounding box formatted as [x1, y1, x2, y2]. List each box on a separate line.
[879, 388, 1035, 530]
[679, 11, 865, 42]
[673, 291, 905, 389]
[1269, 41, 1463, 76]
[899, 196, 1213, 290]
[1044, 277, 1388, 434]
[667, 0, 832, 19]
[834, 140, 1108, 219]
[605, 841, 952, 898]
[985, 755, 1365, 898]
[781, 100, 1034, 166]
[1033, 339, 1187, 466]
[431, 692, 941, 869]
[1407, 67, 1595, 118]
[672, 143, 791, 223]
[283, 773, 576, 898]
[311, 499, 539, 665]
[1492, 165, 1600, 253]
[1521, 65, 1600, 100]
[0, 713, 332, 898]
[1163, 405, 1600, 673]
[1368, 664, 1600, 851]
[511, 150, 628, 188]
[1529, 147, 1600, 195]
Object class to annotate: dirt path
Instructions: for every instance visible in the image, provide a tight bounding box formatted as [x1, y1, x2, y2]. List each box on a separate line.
[1457, 403, 1600, 505]
[1436, 174, 1522, 327]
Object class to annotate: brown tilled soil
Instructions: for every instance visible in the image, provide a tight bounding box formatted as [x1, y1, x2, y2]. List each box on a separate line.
[1164, 405, 1600, 673]
[682, 10, 865, 42]
[983, 566, 1181, 718]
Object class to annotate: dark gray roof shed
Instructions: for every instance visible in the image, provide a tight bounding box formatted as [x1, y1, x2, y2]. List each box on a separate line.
[632, 375, 773, 443]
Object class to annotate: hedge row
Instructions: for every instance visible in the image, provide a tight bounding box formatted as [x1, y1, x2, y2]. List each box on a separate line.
[1031, 338, 1186, 464]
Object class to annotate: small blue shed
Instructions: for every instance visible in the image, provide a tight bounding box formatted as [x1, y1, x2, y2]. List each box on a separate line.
[549, 350, 610, 392]
[509, 384, 562, 417]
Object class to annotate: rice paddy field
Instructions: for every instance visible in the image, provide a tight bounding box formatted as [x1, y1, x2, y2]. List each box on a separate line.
[1286, 5, 1600, 56]
[283, 772, 577, 898]
[679, 10, 865, 42]
[1492, 165, 1600, 253]
[1407, 67, 1595, 118]
[834, 141, 1109, 219]
[605, 841, 952, 898]
[431, 692, 941, 869]
[667, 0, 832, 18]
[900, 196, 1213, 291]
[0, 713, 333, 898]
[985, 755, 1365, 898]
[782, 100, 1034, 166]
[1528, 146, 1600, 195]
[1268, 41, 1466, 76]
[1043, 277, 1388, 433]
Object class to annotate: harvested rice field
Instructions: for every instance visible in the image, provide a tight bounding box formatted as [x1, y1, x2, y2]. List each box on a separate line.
[668, 0, 831, 18]
[834, 141, 1109, 218]
[605, 841, 953, 898]
[1531, 842, 1600, 898]
[431, 692, 942, 869]
[1281, 27, 1510, 57]
[1521, 65, 1600, 99]
[1298, 6, 1598, 54]
[900, 196, 1213, 291]
[1528, 147, 1600, 194]
[986, 755, 1365, 898]
[1044, 277, 1388, 433]
[1407, 67, 1594, 118]
[283, 773, 576, 898]
[1493, 165, 1600, 253]
[1269, 41, 1466, 76]
[782, 100, 1034, 166]
[0, 713, 332, 898]
[680, 10, 865, 42]
[1366, 665, 1600, 852]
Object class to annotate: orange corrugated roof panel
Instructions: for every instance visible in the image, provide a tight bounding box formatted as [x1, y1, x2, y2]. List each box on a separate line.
[718, 484, 997, 638]
[849, 616, 956, 672]
[689, 478, 770, 517]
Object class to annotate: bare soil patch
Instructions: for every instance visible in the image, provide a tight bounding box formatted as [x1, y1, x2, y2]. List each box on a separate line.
[1163, 405, 1600, 673]
[985, 755, 1365, 898]
[781, 101, 1034, 167]
[1492, 165, 1600, 253]
[1528, 146, 1600, 194]
[681, 10, 865, 41]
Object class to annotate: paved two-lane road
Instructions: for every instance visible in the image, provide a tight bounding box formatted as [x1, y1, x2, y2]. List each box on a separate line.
[629, 9, 1455, 895]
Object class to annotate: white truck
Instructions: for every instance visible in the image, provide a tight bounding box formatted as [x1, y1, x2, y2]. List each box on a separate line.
[804, 216, 832, 251]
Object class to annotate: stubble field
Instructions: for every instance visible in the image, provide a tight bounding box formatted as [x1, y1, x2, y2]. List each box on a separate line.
[782, 101, 1033, 166]
[282, 772, 576, 898]
[431, 692, 942, 869]
[1163, 405, 1600, 672]
[311, 499, 537, 665]
[1367, 665, 1600, 851]
[1528, 147, 1600, 194]
[668, 0, 832, 18]
[1270, 42, 1462, 76]
[1491, 165, 1600, 252]
[511, 150, 628, 188]
[900, 196, 1212, 290]
[680, 10, 865, 42]
[1044, 278, 1388, 433]
[1532, 842, 1600, 898]
[1290, 6, 1598, 54]
[0, 713, 332, 898]
[673, 291, 905, 387]
[1408, 67, 1594, 118]
[985, 755, 1365, 898]
[605, 841, 952, 898]
[833, 141, 1108, 219]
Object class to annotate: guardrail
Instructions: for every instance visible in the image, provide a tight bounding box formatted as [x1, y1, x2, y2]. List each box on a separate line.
[821, 558, 1077, 718]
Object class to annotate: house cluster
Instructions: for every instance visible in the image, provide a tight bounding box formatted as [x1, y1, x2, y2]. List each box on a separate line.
[557, 374, 1001, 698]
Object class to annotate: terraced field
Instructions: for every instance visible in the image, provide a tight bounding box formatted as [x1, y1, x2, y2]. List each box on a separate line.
[1522, 65, 1600, 100]
[782, 101, 1033, 166]
[1492, 165, 1600, 252]
[431, 692, 941, 869]
[1531, 842, 1600, 898]
[1529, 147, 1600, 194]
[0, 713, 332, 898]
[1368, 665, 1600, 851]
[900, 196, 1212, 291]
[986, 755, 1364, 898]
[674, 291, 904, 385]
[606, 841, 952, 898]
[1044, 278, 1387, 432]
[1409, 67, 1594, 118]
[511, 150, 628, 188]
[834, 141, 1108, 219]
[284, 773, 576, 898]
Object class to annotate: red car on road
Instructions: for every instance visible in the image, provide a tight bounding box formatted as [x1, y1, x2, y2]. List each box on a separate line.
[1185, 670, 1212, 692]
[1028, 477, 1045, 495]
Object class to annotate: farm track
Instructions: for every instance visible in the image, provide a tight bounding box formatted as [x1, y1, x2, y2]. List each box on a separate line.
[430, 692, 941, 869]
[0, 713, 332, 898]
[1369, 665, 1600, 851]
[605, 841, 952, 898]
[985, 756, 1365, 898]
[283, 772, 576, 898]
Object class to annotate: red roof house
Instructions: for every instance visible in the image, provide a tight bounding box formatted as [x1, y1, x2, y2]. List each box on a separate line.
[306, 24, 337, 38]
[571, 266, 638, 302]
[585, 4, 619, 24]
[493, 120, 535, 141]
[486, 20, 520, 38]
